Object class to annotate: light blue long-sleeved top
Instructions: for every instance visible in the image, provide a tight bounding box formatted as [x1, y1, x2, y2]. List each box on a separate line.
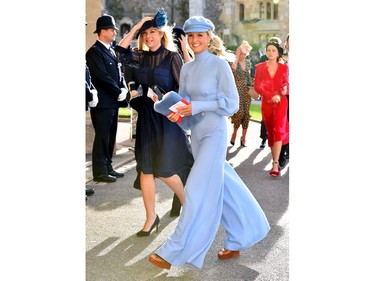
[179, 50, 239, 117]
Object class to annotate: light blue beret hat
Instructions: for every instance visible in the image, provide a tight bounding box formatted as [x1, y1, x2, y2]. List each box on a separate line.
[183, 16, 215, 33]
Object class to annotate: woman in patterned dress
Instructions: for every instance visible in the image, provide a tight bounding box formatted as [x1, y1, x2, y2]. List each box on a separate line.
[229, 41, 253, 147]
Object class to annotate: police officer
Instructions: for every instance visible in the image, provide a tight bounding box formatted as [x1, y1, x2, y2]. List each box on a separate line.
[85, 64, 96, 197]
[86, 14, 128, 182]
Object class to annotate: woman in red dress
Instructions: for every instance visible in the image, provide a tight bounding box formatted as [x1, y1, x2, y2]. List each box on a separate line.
[254, 41, 289, 177]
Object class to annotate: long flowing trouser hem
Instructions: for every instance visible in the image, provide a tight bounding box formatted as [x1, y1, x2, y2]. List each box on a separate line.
[155, 114, 270, 268]
[156, 163, 270, 268]
[221, 162, 270, 250]
[156, 113, 227, 268]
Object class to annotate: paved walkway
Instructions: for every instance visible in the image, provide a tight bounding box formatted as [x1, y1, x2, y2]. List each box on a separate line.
[86, 121, 135, 183]
[86, 119, 289, 280]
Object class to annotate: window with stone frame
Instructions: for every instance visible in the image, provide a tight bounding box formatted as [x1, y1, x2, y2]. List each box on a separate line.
[239, 3, 245, 21]
[258, 1, 279, 20]
[273, 2, 279, 19]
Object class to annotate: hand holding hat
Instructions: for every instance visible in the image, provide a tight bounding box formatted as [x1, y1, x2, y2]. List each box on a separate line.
[134, 16, 154, 33]
[172, 26, 185, 50]
[135, 8, 168, 39]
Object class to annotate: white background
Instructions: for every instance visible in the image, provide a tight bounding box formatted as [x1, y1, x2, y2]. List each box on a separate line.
[1, 0, 374, 280]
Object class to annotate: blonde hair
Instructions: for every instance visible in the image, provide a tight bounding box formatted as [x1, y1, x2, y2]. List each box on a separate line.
[238, 40, 252, 56]
[268, 36, 282, 44]
[207, 31, 236, 62]
[137, 24, 178, 52]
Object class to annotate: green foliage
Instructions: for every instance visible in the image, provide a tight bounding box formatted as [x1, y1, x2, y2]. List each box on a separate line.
[228, 43, 260, 52]
[250, 43, 261, 51]
[119, 104, 260, 121]
[250, 102, 261, 121]
[226, 45, 237, 52]
[106, 0, 125, 23]
[174, 0, 189, 20]
[119, 107, 131, 118]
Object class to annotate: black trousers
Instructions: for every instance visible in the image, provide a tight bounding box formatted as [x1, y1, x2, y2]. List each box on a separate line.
[260, 120, 267, 141]
[280, 95, 290, 159]
[90, 108, 119, 177]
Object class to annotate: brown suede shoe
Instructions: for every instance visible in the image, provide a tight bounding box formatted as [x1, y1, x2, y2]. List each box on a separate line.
[149, 254, 171, 270]
[218, 249, 240, 260]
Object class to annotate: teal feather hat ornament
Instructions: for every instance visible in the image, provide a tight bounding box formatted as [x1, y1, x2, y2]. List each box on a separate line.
[136, 8, 168, 38]
[154, 8, 167, 28]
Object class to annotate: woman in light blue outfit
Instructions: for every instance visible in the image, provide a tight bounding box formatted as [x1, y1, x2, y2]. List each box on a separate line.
[149, 16, 270, 269]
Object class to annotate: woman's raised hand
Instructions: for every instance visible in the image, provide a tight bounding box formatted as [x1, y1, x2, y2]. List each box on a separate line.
[135, 17, 154, 31]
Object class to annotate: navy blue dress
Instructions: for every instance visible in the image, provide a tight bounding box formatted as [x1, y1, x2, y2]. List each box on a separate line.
[116, 45, 193, 187]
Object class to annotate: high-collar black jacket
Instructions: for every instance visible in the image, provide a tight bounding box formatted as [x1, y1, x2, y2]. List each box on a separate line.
[86, 40, 128, 108]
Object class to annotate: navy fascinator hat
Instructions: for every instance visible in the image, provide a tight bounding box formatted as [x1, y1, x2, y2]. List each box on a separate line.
[172, 26, 185, 51]
[136, 8, 167, 39]
[172, 26, 185, 39]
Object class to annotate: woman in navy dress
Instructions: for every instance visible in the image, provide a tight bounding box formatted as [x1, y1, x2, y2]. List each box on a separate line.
[149, 16, 270, 269]
[116, 10, 193, 236]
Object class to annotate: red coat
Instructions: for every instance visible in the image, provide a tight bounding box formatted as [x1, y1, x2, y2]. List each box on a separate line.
[254, 62, 289, 146]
